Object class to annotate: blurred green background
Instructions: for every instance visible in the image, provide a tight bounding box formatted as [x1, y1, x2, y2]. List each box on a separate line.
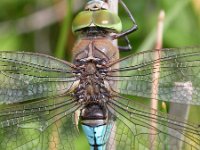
[0, 0, 199, 149]
[0, 0, 199, 57]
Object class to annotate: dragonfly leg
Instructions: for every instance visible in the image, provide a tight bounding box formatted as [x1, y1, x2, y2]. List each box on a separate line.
[118, 35, 132, 51]
[112, 0, 138, 39]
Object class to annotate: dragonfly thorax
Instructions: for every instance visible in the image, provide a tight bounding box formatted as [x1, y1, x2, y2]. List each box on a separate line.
[85, 62, 97, 75]
[72, 38, 119, 106]
[74, 60, 110, 105]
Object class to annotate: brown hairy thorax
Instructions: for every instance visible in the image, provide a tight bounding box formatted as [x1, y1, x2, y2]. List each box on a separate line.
[72, 38, 119, 105]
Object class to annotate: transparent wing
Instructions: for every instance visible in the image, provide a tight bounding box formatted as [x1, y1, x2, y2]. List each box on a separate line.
[107, 47, 200, 105]
[0, 94, 81, 150]
[0, 51, 77, 104]
[106, 95, 200, 150]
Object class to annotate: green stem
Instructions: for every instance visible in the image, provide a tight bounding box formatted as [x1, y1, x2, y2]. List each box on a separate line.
[55, 0, 72, 59]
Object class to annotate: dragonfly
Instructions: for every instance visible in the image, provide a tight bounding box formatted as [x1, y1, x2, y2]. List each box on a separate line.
[0, 0, 200, 150]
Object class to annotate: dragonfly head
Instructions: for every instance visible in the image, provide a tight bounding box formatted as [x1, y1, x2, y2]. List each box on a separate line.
[72, 0, 122, 35]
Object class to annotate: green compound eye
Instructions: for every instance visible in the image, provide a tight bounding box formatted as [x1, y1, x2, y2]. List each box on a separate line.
[93, 10, 122, 33]
[72, 10, 122, 33]
[72, 11, 93, 33]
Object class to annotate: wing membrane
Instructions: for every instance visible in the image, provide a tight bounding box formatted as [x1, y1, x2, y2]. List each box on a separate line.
[0, 94, 81, 150]
[106, 95, 200, 150]
[107, 47, 200, 105]
[0, 51, 77, 104]
[0, 47, 200, 150]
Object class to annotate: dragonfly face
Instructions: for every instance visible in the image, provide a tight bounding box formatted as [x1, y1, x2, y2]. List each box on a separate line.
[0, 0, 200, 150]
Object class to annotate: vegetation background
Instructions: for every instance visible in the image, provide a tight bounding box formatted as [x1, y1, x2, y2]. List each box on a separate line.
[0, 0, 199, 57]
[0, 0, 199, 149]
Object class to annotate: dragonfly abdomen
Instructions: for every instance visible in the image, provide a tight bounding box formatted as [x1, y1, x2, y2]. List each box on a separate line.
[80, 104, 111, 150]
